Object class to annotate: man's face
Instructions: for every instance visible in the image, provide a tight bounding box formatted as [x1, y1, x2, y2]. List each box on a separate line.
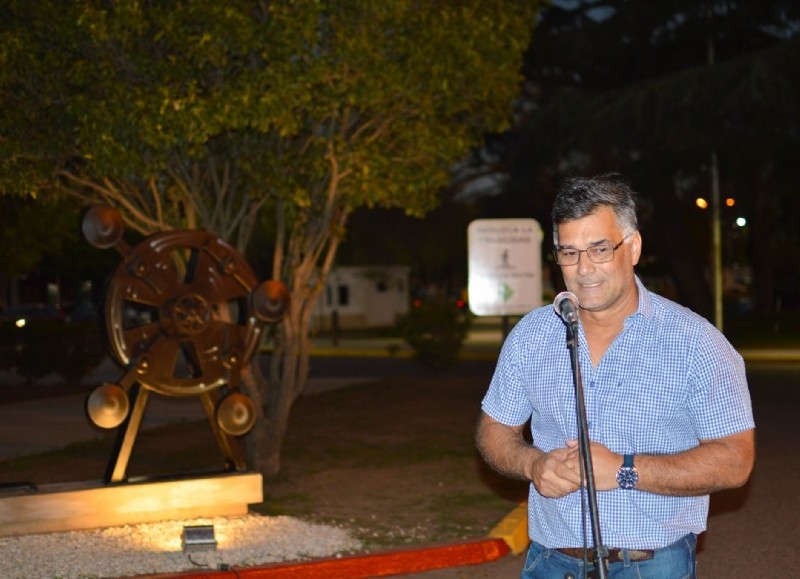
[556, 206, 641, 316]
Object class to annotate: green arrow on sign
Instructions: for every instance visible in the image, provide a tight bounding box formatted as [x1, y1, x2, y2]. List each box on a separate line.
[501, 283, 514, 302]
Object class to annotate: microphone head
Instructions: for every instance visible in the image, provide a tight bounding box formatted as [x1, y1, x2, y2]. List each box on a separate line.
[553, 291, 579, 324]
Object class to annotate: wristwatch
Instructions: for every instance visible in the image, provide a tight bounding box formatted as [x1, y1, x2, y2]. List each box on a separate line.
[616, 454, 639, 490]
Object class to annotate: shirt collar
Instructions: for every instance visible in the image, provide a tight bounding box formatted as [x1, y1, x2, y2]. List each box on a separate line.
[630, 275, 653, 323]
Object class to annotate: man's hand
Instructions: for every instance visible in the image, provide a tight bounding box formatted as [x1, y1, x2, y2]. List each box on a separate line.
[476, 413, 584, 498]
[565, 439, 621, 491]
[530, 445, 583, 498]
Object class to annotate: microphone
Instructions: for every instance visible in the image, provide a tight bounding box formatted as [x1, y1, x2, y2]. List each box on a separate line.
[553, 291, 580, 325]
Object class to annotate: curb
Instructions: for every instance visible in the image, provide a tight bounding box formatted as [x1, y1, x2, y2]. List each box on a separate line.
[488, 501, 529, 555]
[139, 537, 510, 578]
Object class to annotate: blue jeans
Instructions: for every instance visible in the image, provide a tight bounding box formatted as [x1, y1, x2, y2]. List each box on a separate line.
[521, 534, 697, 579]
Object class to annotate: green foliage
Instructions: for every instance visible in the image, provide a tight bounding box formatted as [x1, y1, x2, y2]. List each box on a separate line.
[396, 298, 472, 372]
[0, 1, 83, 197]
[0, 0, 540, 228]
[0, 197, 81, 278]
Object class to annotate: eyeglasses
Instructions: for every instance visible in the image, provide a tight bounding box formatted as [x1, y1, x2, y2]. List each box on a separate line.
[553, 234, 631, 266]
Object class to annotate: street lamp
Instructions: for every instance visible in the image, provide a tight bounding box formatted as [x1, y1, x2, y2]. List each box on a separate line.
[694, 160, 724, 334]
[696, 189, 750, 330]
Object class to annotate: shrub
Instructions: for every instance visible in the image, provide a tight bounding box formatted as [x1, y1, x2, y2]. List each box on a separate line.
[396, 297, 471, 372]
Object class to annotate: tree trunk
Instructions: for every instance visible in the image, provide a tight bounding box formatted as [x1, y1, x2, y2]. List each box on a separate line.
[241, 356, 278, 475]
[243, 297, 316, 478]
[241, 158, 348, 478]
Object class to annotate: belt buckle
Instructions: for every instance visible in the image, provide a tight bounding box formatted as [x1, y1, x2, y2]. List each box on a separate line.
[610, 548, 653, 562]
[609, 549, 653, 561]
[628, 549, 652, 561]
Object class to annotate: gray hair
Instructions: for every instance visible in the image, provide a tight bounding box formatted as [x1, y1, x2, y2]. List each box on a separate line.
[551, 174, 639, 245]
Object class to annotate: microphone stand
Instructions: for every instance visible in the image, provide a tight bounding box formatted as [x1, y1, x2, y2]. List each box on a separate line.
[565, 320, 609, 579]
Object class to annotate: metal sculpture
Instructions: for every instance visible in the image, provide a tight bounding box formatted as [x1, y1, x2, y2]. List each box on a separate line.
[82, 205, 290, 483]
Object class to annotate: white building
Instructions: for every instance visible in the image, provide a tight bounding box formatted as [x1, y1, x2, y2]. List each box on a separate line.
[312, 266, 411, 330]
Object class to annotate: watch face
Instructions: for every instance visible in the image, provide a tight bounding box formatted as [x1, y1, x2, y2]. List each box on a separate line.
[617, 467, 639, 490]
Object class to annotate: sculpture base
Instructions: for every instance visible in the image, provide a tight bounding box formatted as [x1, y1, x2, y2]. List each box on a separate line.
[0, 472, 262, 537]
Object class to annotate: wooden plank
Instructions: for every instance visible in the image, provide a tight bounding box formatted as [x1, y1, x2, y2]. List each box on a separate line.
[0, 472, 262, 536]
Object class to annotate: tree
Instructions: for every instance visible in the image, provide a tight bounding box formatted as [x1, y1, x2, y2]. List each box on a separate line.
[0, 0, 540, 475]
[0, 197, 82, 308]
[468, 0, 800, 317]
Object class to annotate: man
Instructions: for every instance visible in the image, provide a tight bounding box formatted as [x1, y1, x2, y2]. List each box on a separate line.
[476, 175, 755, 578]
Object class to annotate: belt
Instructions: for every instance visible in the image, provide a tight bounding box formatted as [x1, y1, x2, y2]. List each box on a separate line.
[555, 547, 655, 562]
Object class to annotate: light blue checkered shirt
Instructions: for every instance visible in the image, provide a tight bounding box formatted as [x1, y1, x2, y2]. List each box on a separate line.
[481, 277, 754, 549]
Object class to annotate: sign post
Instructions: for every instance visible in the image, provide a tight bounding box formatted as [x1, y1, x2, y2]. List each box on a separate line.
[467, 219, 542, 321]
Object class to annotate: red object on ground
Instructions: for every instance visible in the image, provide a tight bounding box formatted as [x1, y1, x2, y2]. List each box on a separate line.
[141, 538, 510, 578]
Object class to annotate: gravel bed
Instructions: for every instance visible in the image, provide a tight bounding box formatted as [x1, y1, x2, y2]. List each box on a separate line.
[0, 514, 362, 578]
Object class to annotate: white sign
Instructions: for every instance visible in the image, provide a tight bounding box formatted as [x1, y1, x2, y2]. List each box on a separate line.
[467, 218, 542, 316]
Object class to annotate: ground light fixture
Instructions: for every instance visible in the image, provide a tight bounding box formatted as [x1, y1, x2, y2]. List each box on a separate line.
[182, 524, 217, 553]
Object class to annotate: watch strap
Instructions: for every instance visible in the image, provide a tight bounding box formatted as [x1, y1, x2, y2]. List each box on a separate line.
[617, 453, 639, 490]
